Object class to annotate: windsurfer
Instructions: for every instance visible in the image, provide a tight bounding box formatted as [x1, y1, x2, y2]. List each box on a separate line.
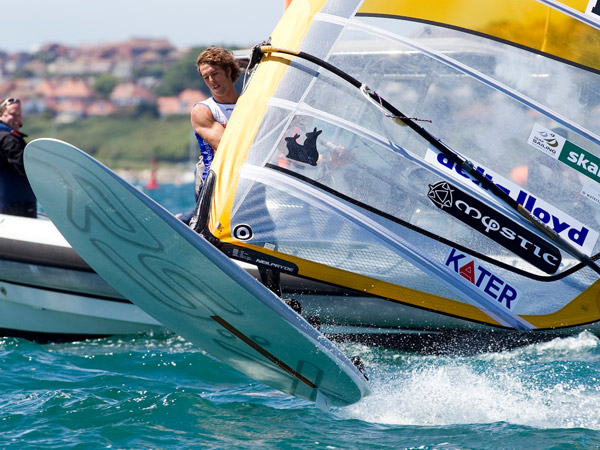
[177, 46, 239, 224]
[0, 97, 36, 217]
[191, 46, 241, 198]
[185, 47, 283, 298]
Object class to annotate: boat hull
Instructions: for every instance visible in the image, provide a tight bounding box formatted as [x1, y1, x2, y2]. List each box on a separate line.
[0, 280, 163, 342]
[0, 214, 166, 341]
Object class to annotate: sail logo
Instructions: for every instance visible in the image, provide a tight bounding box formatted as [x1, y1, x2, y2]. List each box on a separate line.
[559, 144, 600, 185]
[445, 249, 519, 310]
[424, 148, 599, 256]
[582, 179, 600, 206]
[428, 181, 453, 208]
[586, 0, 600, 16]
[529, 123, 600, 186]
[428, 181, 562, 274]
[285, 127, 321, 166]
[527, 123, 565, 159]
[225, 247, 299, 274]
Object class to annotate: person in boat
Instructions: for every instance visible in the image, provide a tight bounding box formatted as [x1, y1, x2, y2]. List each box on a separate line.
[0, 97, 36, 218]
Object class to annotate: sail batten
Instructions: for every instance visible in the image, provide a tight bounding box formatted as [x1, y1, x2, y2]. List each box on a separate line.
[537, 0, 600, 30]
[267, 95, 596, 261]
[332, 20, 600, 147]
[358, 0, 600, 73]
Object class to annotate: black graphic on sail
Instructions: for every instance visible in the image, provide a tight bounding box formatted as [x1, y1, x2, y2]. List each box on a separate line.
[428, 181, 454, 208]
[285, 127, 321, 165]
[428, 181, 562, 274]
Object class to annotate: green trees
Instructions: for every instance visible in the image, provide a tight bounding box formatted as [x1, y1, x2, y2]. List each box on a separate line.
[93, 74, 120, 100]
[153, 47, 209, 97]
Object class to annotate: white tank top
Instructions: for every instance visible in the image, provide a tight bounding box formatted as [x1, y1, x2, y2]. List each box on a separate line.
[193, 97, 236, 180]
[198, 97, 235, 126]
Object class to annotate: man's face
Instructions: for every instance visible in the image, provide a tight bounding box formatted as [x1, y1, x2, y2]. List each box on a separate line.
[199, 64, 232, 98]
[0, 103, 22, 130]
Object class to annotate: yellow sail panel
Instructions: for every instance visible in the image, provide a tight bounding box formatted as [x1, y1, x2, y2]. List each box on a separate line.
[358, 0, 600, 72]
[523, 278, 600, 328]
[209, 0, 328, 237]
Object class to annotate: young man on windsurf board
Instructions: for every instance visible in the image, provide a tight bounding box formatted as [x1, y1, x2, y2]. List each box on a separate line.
[184, 47, 282, 298]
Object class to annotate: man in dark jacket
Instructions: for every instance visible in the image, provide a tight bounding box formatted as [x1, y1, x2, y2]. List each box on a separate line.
[0, 97, 36, 217]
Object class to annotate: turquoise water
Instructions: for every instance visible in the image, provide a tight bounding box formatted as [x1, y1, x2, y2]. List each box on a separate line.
[5, 183, 600, 449]
[2, 333, 600, 449]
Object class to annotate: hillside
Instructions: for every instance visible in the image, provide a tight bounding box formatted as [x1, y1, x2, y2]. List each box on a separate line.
[24, 114, 195, 171]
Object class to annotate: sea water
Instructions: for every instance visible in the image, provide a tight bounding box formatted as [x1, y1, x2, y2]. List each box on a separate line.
[3, 183, 600, 449]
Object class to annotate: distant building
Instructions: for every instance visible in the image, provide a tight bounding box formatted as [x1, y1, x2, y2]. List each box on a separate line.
[0, 38, 230, 119]
[53, 78, 96, 99]
[157, 88, 207, 117]
[179, 89, 207, 107]
[0, 78, 47, 114]
[33, 77, 96, 118]
[54, 98, 88, 123]
[86, 100, 117, 117]
[3, 52, 32, 75]
[110, 82, 155, 107]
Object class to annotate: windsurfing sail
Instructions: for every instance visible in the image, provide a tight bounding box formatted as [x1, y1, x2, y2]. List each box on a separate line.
[204, 0, 600, 330]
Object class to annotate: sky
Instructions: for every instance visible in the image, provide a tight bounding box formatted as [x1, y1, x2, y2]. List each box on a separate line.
[2, 0, 286, 53]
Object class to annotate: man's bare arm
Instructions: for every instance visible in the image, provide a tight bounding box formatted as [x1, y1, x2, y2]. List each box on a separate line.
[191, 104, 224, 150]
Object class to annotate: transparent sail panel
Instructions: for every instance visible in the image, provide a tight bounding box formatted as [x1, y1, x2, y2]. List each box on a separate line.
[249, 13, 600, 269]
[347, 16, 600, 256]
[227, 7, 600, 309]
[230, 170, 595, 315]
